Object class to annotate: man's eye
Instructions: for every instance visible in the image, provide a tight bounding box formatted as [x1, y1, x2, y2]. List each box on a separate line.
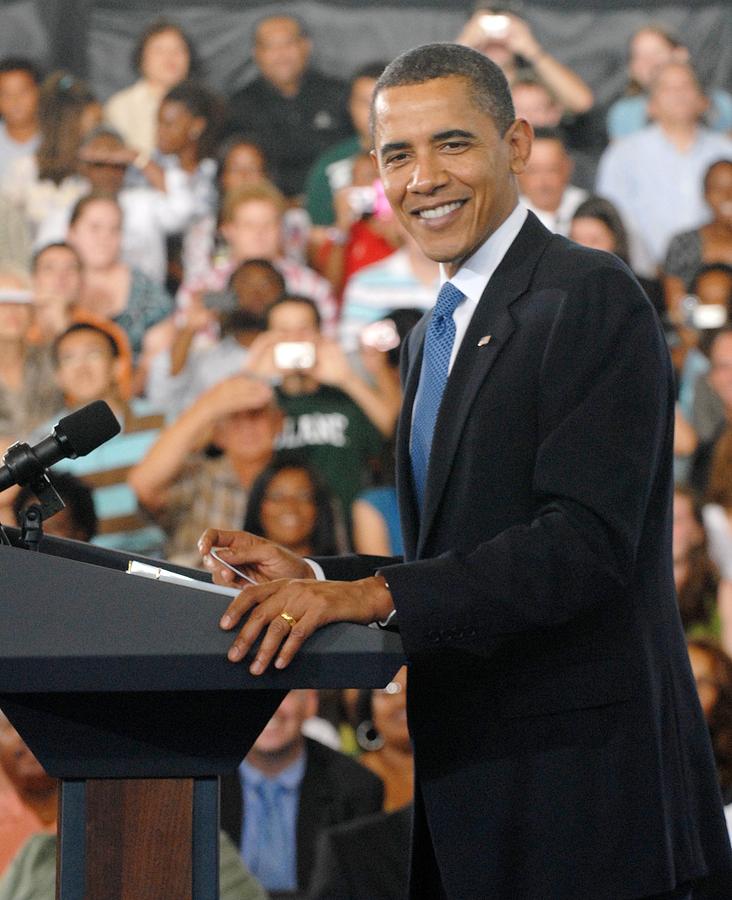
[442, 142, 467, 151]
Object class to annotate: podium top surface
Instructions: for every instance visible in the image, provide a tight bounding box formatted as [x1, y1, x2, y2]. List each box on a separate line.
[0, 544, 404, 693]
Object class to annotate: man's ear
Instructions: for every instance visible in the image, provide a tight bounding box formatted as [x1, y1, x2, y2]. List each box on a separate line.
[507, 119, 533, 176]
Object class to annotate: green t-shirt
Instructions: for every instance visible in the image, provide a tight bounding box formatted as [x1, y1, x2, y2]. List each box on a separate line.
[0, 832, 267, 900]
[304, 135, 362, 226]
[276, 384, 383, 521]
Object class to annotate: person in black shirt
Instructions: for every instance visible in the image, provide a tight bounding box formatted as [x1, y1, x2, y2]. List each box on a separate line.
[227, 15, 352, 198]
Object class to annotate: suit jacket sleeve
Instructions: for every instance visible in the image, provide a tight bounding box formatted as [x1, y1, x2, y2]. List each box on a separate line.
[380, 263, 674, 659]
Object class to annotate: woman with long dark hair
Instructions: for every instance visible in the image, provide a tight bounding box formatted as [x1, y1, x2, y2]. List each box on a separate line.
[244, 455, 342, 557]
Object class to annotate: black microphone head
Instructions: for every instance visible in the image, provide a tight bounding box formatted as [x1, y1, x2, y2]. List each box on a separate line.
[54, 401, 121, 458]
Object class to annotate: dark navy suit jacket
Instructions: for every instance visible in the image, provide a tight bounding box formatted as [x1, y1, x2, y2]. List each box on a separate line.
[319, 213, 732, 899]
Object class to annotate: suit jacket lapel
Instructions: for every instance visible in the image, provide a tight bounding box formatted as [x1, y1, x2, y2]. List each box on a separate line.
[412, 213, 554, 557]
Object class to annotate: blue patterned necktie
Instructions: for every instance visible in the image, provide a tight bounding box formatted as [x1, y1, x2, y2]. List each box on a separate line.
[410, 281, 465, 510]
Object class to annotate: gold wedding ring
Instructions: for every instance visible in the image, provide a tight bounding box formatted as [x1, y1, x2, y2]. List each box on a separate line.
[279, 611, 297, 629]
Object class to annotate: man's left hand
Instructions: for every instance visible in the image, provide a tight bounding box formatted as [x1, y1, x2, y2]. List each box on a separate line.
[220, 575, 394, 674]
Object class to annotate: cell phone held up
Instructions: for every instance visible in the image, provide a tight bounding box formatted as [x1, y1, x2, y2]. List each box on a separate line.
[274, 341, 316, 371]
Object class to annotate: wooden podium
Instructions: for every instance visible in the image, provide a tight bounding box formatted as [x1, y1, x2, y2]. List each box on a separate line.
[0, 530, 404, 899]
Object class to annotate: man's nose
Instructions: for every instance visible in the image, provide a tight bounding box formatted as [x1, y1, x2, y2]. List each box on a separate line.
[407, 153, 448, 194]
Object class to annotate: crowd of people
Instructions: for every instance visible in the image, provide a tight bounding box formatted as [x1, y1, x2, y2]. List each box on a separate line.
[0, 5, 731, 897]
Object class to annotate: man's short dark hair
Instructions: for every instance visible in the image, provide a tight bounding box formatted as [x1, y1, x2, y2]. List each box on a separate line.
[52, 322, 120, 365]
[370, 42, 515, 137]
[0, 57, 42, 84]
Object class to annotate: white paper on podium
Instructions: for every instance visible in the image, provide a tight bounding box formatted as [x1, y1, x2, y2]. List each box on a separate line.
[127, 560, 241, 598]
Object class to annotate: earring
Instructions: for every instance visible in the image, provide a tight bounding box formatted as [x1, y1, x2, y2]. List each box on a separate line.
[356, 719, 384, 752]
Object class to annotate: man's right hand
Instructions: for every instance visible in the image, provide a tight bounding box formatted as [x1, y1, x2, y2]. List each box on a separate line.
[198, 529, 312, 586]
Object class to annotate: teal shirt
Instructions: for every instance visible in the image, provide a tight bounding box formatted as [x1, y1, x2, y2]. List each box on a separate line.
[304, 135, 362, 226]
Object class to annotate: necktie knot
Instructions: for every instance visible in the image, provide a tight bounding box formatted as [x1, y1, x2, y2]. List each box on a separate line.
[434, 281, 464, 320]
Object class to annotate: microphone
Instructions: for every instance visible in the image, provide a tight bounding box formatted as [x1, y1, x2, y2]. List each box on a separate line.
[0, 401, 121, 492]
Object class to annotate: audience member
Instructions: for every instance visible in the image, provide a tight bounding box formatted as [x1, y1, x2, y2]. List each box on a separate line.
[35, 125, 198, 284]
[607, 25, 732, 141]
[308, 803, 411, 900]
[147, 258, 284, 415]
[227, 14, 352, 198]
[457, 6, 593, 115]
[220, 689, 383, 896]
[29, 241, 134, 397]
[66, 193, 174, 371]
[183, 134, 309, 280]
[517, 126, 587, 236]
[0, 57, 41, 179]
[245, 295, 385, 521]
[13, 471, 97, 543]
[677, 265, 732, 463]
[244, 456, 344, 557]
[0, 713, 267, 900]
[35, 322, 166, 555]
[510, 72, 600, 190]
[305, 62, 384, 228]
[0, 266, 61, 442]
[664, 159, 732, 320]
[0, 195, 31, 269]
[569, 195, 664, 314]
[104, 18, 195, 156]
[339, 227, 437, 353]
[674, 485, 719, 640]
[687, 640, 732, 804]
[356, 666, 412, 812]
[0, 712, 56, 877]
[350, 309, 421, 557]
[179, 181, 337, 334]
[313, 156, 401, 298]
[128, 374, 282, 565]
[596, 62, 732, 277]
[689, 329, 732, 494]
[1, 71, 101, 241]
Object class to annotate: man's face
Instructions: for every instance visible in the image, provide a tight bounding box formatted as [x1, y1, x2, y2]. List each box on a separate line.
[254, 17, 311, 90]
[517, 138, 572, 213]
[250, 690, 316, 759]
[55, 329, 119, 404]
[349, 76, 378, 144]
[0, 291, 32, 340]
[648, 64, 707, 129]
[709, 333, 732, 411]
[0, 69, 39, 129]
[373, 76, 530, 277]
[33, 246, 82, 306]
[221, 200, 282, 263]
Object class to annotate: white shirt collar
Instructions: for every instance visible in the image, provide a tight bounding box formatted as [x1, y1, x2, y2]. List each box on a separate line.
[440, 202, 528, 304]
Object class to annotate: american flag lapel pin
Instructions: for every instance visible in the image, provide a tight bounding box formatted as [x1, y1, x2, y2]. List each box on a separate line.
[477, 335, 492, 347]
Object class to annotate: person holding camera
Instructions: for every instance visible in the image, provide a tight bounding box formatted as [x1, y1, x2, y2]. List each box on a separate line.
[244, 294, 384, 532]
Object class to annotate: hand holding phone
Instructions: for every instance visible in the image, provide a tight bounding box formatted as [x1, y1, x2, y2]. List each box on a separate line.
[209, 547, 257, 585]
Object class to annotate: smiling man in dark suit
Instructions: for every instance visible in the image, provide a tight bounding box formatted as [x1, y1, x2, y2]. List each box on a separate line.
[200, 43, 732, 899]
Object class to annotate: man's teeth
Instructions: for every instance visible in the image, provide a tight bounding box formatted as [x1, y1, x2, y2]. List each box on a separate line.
[419, 201, 463, 220]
